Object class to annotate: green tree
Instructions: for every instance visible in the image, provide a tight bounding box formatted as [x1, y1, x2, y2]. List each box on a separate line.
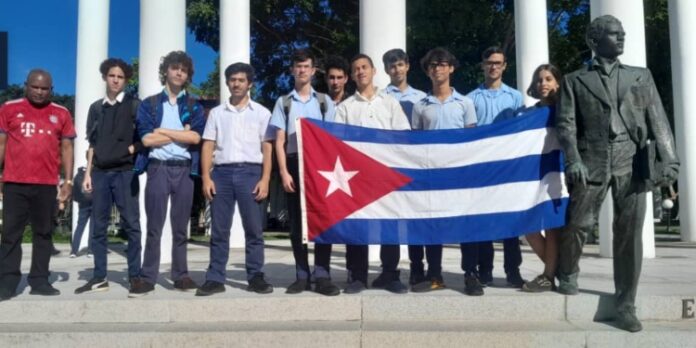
[187, 0, 359, 105]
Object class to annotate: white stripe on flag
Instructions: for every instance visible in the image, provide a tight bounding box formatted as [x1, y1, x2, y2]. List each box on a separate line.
[345, 128, 560, 169]
[346, 172, 568, 219]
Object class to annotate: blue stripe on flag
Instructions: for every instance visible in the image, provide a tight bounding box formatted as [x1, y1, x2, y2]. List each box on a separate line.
[313, 198, 568, 245]
[309, 106, 552, 145]
[395, 151, 565, 191]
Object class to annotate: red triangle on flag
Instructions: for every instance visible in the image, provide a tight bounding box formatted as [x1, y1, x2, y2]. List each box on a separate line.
[299, 119, 413, 241]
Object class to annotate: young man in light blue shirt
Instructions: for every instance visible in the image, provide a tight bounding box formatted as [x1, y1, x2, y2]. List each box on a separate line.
[382, 49, 426, 124]
[269, 49, 340, 296]
[410, 48, 479, 294]
[196, 63, 274, 296]
[466, 46, 525, 289]
[134, 51, 206, 296]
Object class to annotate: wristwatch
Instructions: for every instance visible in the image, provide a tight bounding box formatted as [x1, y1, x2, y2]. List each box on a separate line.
[65, 180, 73, 185]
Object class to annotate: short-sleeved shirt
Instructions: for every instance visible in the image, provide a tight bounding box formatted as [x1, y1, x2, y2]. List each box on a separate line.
[269, 88, 336, 154]
[411, 88, 477, 130]
[203, 99, 272, 165]
[335, 88, 411, 131]
[466, 83, 523, 126]
[149, 101, 191, 160]
[385, 84, 427, 124]
[0, 98, 76, 185]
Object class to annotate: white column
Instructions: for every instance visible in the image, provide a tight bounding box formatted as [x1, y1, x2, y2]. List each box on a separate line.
[360, 0, 407, 260]
[73, 0, 110, 252]
[514, 0, 549, 106]
[139, 0, 187, 263]
[359, 0, 406, 89]
[669, 0, 696, 242]
[219, 0, 251, 248]
[590, 0, 655, 258]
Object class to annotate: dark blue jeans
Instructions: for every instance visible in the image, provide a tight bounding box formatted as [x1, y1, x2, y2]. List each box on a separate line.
[141, 162, 194, 284]
[91, 169, 142, 280]
[71, 202, 93, 255]
[206, 164, 265, 282]
[478, 238, 522, 275]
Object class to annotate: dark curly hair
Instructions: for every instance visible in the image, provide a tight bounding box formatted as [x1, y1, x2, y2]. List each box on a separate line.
[99, 58, 133, 79]
[158, 51, 194, 87]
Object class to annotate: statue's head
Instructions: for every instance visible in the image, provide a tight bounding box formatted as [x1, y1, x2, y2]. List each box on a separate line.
[586, 15, 625, 60]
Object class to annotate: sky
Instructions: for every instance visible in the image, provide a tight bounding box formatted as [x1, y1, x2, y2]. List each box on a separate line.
[0, 0, 217, 95]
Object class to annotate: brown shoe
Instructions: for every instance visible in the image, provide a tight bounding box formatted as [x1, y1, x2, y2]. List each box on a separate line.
[174, 277, 199, 291]
[128, 278, 154, 298]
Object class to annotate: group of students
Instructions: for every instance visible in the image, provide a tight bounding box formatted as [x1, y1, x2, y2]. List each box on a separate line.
[0, 45, 564, 300]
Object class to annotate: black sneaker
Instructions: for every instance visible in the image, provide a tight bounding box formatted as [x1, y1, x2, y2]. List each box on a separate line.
[478, 271, 493, 286]
[174, 277, 199, 292]
[128, 278, 154, 298]
[411, 278, 446, 293]
[285, 278, 310, 294]
[522, 275, 554, 293]
[343, 280, 367, 294]
[29, 283, 60, 296]
[315, 277, 340, 296]
[75, 278, 109, 294]
[371, 272, 391, 288]
[196, 280, 226, 296]
[247, 274, 273, 294]
[506, 271, 526, 289]
[464, 274, 484, 296]
[385, 279, 408, 294]
[0, 288, 14, 301]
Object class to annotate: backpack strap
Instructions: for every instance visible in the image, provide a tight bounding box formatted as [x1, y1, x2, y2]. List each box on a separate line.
[316, 92, 327, 121]
[282, 94, 292, 132]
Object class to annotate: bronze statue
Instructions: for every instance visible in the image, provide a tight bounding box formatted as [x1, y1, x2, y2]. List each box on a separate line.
[556, 15, 679, 332]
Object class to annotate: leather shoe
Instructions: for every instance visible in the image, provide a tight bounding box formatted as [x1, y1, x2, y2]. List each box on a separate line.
[247, 274, 273, 294]
[195, 280, 225, 296]
[315, 277, 340, 296]
[285, 278, 310, 294]
[29, 283, 60, 296]
[343, 280, 367, 294]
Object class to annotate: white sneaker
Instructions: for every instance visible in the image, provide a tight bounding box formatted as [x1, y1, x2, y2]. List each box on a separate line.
[86, 253, 93, 258]
[69, 254, 77, 258]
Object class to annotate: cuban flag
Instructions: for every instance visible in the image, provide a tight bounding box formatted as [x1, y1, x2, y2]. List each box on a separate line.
[297, 106, 568, 245]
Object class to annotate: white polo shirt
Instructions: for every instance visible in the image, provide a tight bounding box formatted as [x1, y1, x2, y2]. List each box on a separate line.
[202, 98, 272, 165]
[335, 88, 411, 131]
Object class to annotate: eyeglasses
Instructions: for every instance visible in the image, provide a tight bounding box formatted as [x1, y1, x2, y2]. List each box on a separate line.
[428, 62, 450, 69]
[483, 60, 505, 68]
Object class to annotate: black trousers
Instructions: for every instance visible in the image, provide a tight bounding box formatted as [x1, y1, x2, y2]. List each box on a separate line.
[0, 183, 56, 293]
[477, 238, 522, 275]
[346, 244, 400, 284]
[286, 156, 332, 280]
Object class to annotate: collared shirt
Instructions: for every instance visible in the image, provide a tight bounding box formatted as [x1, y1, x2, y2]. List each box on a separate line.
[591, 57, 627, 138]
[335, 88, 410, 130]
[203, 99, 271, 165]
[268, 88, 336, 154]
[385, 84, 427, 124]
[102, 91, 125, 106]
[467, 83, 523, 126]
[412, 88, 477, 130]
[149, 89, 191, 160]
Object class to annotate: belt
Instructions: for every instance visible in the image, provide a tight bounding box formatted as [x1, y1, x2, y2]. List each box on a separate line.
[216, 162, 262, 167]
[287, 153, 299, 159]
[149, 159, 191, 167]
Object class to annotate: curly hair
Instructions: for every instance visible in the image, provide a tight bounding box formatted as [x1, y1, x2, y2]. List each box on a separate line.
[158, 51, 194, 87]
[99, 58, 133, 79]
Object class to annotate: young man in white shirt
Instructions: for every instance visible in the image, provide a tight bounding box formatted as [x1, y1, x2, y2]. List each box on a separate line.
[197, 63, 273, 296]
[335, 53, 410, 294]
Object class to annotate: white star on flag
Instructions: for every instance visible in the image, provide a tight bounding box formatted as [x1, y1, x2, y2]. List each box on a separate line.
[318, 156, 359, 197]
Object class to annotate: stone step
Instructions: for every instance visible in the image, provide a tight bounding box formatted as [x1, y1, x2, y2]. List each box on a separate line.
[0, 321, 694, 348]
[1, 293, 693, 324]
